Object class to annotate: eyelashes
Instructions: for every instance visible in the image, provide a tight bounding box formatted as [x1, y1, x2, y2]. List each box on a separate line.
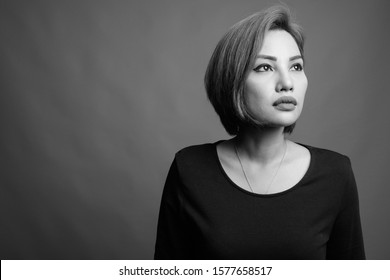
[291, 63, 303, 71]
[253, 64, 272, 72]
[253, 63, 304, 73]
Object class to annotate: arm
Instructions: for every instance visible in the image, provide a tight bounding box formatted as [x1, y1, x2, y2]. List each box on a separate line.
[326, 158, 365, 259]
[154, 158, 191, 259]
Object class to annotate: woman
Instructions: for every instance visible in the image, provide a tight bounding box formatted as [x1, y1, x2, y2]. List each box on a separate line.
[154, 6, 365, 260]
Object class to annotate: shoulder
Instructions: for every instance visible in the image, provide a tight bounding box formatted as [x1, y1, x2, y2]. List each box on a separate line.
[303, 143, 351, 165]
[169, 141, 222, 186]
[176, 142, 216, 156]
[174, 141, 220, 171]
[302, 143, 353, 180]
[175, 141, 218, 161]
[300, 144, 358, 207]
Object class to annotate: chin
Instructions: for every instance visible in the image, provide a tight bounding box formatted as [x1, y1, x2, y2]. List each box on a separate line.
[276, 112, 301, 126]
[249, 110, 301, 129]
[252, 120, 296, 131]
[265, 116, 300, 128]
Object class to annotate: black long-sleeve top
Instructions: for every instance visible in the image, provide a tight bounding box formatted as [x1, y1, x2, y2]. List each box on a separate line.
[155, 142, 365, 259]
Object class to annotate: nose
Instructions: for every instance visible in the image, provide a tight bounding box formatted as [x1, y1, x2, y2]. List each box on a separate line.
[276, 71, 293, 92]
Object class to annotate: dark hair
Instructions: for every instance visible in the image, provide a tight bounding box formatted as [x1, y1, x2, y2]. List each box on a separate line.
[205, 5, 305, 135]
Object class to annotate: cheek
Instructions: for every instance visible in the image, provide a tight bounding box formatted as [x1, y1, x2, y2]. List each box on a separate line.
[296, 75, 308, 99]
[244, 89, 269, 115]
[303, 75, 308, 92]
[244, 79, 270, 102]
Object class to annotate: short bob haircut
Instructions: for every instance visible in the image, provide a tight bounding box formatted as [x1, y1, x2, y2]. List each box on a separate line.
[205, 6, 305, 135]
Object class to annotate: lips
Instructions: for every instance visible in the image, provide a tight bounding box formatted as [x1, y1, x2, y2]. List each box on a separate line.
[273, 96, 297, 106]
[273, 96, 297, 111]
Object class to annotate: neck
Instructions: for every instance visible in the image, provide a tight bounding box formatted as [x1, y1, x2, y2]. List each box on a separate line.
[235, 126, 286, 164]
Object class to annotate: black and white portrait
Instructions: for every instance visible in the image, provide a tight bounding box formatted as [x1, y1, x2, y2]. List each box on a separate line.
[0, 0, 389, 260]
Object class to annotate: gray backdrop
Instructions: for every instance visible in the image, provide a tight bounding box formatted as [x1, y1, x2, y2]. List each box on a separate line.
[1, 0, 389, 259]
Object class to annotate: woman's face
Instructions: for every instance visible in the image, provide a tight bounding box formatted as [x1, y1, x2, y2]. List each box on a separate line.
[244, 29, 308, 129]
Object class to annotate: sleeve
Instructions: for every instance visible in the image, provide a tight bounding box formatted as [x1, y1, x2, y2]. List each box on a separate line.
[326, 158, 365, 259]
[154, 158, 192, 260]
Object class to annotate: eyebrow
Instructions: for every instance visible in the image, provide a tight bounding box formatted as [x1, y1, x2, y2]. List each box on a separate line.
[256, 54, 303, 61]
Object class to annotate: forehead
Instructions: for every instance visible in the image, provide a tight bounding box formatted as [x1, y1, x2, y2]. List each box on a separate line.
[258, 30, 300, 56]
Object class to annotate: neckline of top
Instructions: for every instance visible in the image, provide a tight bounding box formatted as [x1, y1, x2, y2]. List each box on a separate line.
[213, 140, 315, 198]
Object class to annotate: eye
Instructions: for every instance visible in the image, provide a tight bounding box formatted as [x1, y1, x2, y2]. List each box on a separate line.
[291, 63, 303, 71]
[253, 64, 273, 72]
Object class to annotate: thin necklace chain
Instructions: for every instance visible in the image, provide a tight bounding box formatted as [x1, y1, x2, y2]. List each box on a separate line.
[234, 140, 287, 194]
